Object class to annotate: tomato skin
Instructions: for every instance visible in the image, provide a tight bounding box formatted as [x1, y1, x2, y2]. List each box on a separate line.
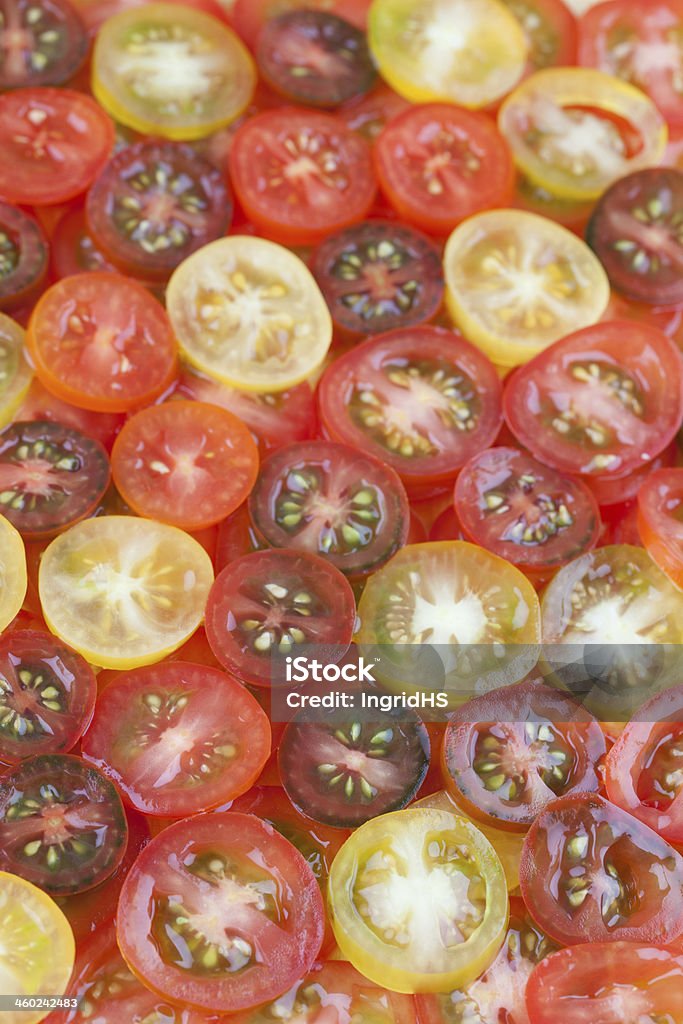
[637, 468, 683, 588]
[520, 792, 683, 946]
[525, 942, 683, 1023]
[116, 812, 326, 1013]
[375, 104, 515, 235]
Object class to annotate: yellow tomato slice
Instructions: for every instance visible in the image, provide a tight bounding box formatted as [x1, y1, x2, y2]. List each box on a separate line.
[0, 315, 32, 431]
[92, 2, 256, 140]
[0, 514, 26, 632]
[443, 209, 610, 367]
[328, 807, 508, 993]
[368, 0, 528, 108]
[413, 790, 522, 891]
[38, 516, 214, 669]
[167, 236, 333, 393]
[498, 68, 667, 201]
[0, 872, 75, 1024]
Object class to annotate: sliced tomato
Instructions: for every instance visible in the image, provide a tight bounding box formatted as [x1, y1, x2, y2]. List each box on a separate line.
[375, 104, 515, 235]
[27, 272, 178, 413]
[86, 140, 233, 281]
[205, 548, 356, 687]
[233, 0, 371, 50]
[92, 3, 256, 140]
[0, 629, 96, 766]
[0, 0, 88, 88]
[0, 511, 26, 631]
[248, 440, 410, 578]
[312, 220, 443, 337]
[502, 0, 578, 70]
[0, 203, 48, 312]
[72, 0, 230, 35]
[0, 753, 128, 895]
[111, 401, 258, 531]
[17, 378, 124, 451]
[454, 446, 601, 583]
[0, 420, 110, 538]
[256, 9, 376, 107]
[513, 171, 594, 234]
[503, 321, 683, 478]
[584, 440, 676, 509]
[328, 806, 508, 993]
[520, 792, 683, 945]
[587, 167, 683, 306]
[340, 82, 410, 141]
[82, 662, 270, 818]
[637, 467, 683, 589]
[600, 499, 642, 546]
[415, 896, 555, 1024]
[117, 812, 325, 1013]
[526, 942, 683, 1024]
[429, 506, 464, 543]
[578, 1, 683, 126]
[0, 88, 114, 207]
[167, 367, 315, 454]
[51, 205, 117, 279]
[318, 326, 503, 497]
[0, 312, 33, 430]
[442, 677, 606, 831]
[228, 108, 376, 245]
[279, 703, 429, 827]
[215, 502, 263, 571]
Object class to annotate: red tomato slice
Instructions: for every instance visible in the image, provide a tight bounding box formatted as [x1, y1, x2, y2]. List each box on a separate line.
[442, 677, 606, 831]
[51, 205, 117, 279]
[637, 467, 683, 587]
[205, 548, 356, 687]
[72, 0, 229, 34]
[17, 378, 124, 451]
[520, 792, 683, 946]
[0, 628, 96, 766]
[81, 662, 271, 818]
[318, 326, 503, 497]
[340, 83, 410, 141]
[503, 321, 683, 478]
[429, 505, 464, 542]
[526, 942, 683, 1024]
[233, 0, 371, 50]
[116, 812, 325, 1013]
[27, 272, 177, 413]
[0, 88, 114, 206]
[374, 104, 515, 235]
[228, 108, 376, 244]
[111, 401, 258, 530]
[215, 502, 263, 572]
[605, 683, 683, 844]
[584, 439, 676, 508]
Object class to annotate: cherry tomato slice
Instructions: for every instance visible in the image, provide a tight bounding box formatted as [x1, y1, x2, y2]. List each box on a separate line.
[0, 420, 110, 538]
[526, 941, 683, 1024]
[0, 203, 47, 312]
[0, 312, 33, 430]
[0, 0, 88, 88]
[81, 661, 270, 818]
[442, 676, 606, 831]
[205, 548, 356, 687]
[117, 812, 325, 1013]
[0, 753, 128, 895]
[111, 401, 258, 531]
[503, 321, 683, 478]
[520, 792, 683, 946]
[318, 326, 503, 498]
[17, 378, 124, 452]
[51, 205, 117, 279]
[279, 703, 429, 827]
[0, 511, 26, 631]
[0, 88, 114, 206]
[584, 440, 676, 509]
[311, 220, 443, 337]
[228, 108, 376, 245]
[248, 440, 410, 578]
[256, 10, 376, 108]
[586, 167, 683, 306]
[502, 0, 578, 70]
[340, 82, 410, 141]
[578, 0, 683, 127]
[454, 446, 601, 583]
[375, 104, 515, 235]
[86, 140, 233, 281]
[27, 272, 177, 413]
[73, 0, 229, 35]
[233, 0, 372, 50]
[0, 629, 96, 766]
[637, 467, 683, 589]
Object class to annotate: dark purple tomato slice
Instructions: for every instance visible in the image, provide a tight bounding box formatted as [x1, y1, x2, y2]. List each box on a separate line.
[587, 168, 683, 306]
[256, 9, 376, 108]
[86, 140, 233, 281]
[0, 0, 88, 88]
[248, 440, 410, 578]
[279, 701, 430, 827]
[0, 629, 96, 766]
[0, 419, 110, 538]
[0, 753, 128, 894]
[0, 202, 48, 310]
[454, 446, 601, 583]
[205, 548, 357, 687]
[311, 220, 443, 337]
[442, 677, 606, 832]
[51, 205, 118, 278]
